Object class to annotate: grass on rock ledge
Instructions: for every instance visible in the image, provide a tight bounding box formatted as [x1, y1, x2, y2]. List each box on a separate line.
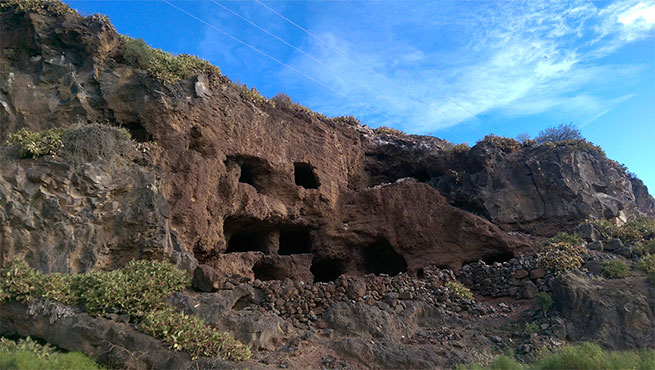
[458, 342, 655, 370]
[0, 259, 251, 362]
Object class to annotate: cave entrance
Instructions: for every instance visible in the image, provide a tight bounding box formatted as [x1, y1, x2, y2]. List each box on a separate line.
[310, 257, 345, 282]
[225, 229, 267, 253]
[279, 228, 312, 255]
[294, 162, 320, 189]
[239, 163, 256, 187]
[122, 122, 152, 142]
[412, 169, 430, 183]
[481, 250, 514, 265]
[253, 260, 287, 281]
[363, 239, 407, 276]
[223, 217, 270, 254]
[226, 155, 271, 193]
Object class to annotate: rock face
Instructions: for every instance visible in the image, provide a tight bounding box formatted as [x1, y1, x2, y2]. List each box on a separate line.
[0, 4, 541, 279]
[0, 138, 196, 273]
[551, 272, 655, 350]
[364, 135, 655, 236]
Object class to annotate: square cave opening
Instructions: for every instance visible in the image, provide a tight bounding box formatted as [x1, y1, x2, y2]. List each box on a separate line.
[294, 162, 320, 189]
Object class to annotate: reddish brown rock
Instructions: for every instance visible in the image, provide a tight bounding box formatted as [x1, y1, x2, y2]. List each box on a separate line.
[530, 268, 547, 279]
[514, 269, 529, 279]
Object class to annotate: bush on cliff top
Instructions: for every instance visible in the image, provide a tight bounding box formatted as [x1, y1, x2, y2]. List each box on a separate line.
[535, 123, 582, 145]
[0, 0, 74, 16]
[121, 36, 220, 84]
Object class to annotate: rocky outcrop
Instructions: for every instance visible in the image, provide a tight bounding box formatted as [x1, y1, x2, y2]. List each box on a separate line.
[0, 138, 196, 273]
[364, 135, 655, 236]
[551, 272, 655, 350]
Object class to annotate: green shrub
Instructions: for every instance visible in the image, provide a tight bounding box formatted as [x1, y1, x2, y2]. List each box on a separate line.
[375, 126, 407, 137]
[445, 281, 474, 300]
[589, 218, 655, 244]
[0, 259, 189, 317]
[0, 0, 74, 16]
[5, 127, 66, 158]
[458, 343, 655, 370]
[0, 337, 102, 370]
[0, 337, 56, 359]
[538, 242, 586, 273]
[140, 307, 252, 361]
[637, 253, 655, 274]
[0, 259, 43, 303]
[480, 134, 521, 152]
[330, 115, 361, 126]
[535, 292, 552, 314]
[535, 342, 654, 370]
[636, 239, 655, 256]
[548, 232, 583, 246]
[120, 36, 220, 84]
[76, 260, 190, 317]
[637, 253, 655, 283]
[524, 322, 539, 335]
[601, 259, 631, 279]
[239, 85, 268, 104]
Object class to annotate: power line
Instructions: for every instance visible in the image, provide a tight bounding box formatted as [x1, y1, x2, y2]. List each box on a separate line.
[159, 0, 403, 127]
[209, 0, 467, 134]
[254, 0, 487, 135]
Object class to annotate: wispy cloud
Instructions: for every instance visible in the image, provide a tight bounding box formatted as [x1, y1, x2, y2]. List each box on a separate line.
[280, 0, 654, 133]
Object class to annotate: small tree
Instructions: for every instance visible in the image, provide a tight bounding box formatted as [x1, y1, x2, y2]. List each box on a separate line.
[535, 123, 582, 144]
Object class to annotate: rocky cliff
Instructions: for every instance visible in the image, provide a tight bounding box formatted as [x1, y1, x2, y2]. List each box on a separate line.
[1, 2, 654, 369]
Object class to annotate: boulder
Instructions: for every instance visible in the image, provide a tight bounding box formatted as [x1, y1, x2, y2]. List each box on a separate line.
[551, 272, 655, 350]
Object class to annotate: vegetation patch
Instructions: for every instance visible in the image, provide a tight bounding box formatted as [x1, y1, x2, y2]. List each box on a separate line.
[269, 93, 328, 120]
[537, 242, 586, 273]
[535, 292, 552, 314]
[445, 281, 474, 300]
[61, 123, 134, 165]
[601, 259, 631, 279]
[140, 307, 252, 361]
[0, 337, 101, 370]
[5, 127, 66, 158]
[588, 218, 655, 244]
[0, 0, 75, 16]
[479, 134, 521, 153]
[239, 85, 268, 104]
[121, 36, 220, 84]
[330, 115, 361, 126]
[4, 124, 135, 163]
[458, 342, 655, 370]
[375, 126, 407, 137]
[0, 260, 251, 362]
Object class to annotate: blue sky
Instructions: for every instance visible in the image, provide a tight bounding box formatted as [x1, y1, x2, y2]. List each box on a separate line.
[67, 0, 654, 193]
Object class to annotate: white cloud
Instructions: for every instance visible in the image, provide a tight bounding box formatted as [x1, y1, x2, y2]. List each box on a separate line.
[281, 0, 653, 133]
